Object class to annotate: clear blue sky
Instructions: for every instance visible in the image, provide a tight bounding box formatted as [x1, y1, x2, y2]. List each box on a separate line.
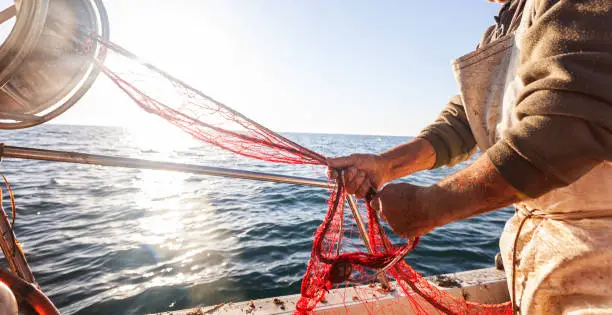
[56, 0, 502, 136]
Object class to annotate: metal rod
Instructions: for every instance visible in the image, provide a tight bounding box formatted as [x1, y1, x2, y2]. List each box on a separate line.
[0, 5, 15, 25]
[0, 145, 330, 188]
[2, 144, 393, 286]
[2, 146, 393, 276]
[346, 195, 390, 288]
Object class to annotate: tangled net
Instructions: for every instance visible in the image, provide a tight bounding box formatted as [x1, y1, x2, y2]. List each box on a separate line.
[80, 31, 512, 315]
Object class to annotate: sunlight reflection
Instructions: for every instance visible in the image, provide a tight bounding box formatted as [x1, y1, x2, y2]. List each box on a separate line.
[103, 254, 234, 301]
[113, 133, 241, 305]
[140, 214, 184, 244]
[127, 115, 198, 153]
[135, 170, 190, 249]
[109, 273, 193, 299]
[135, 169, 188, 202]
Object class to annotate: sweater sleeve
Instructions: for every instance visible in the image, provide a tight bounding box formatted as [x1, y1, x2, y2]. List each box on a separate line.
[485, 0, 612, 198]
[415, 24, 500, 169]
[417, 95, 477, 169]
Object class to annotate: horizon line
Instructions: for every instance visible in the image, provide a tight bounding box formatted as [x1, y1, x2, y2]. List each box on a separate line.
[43, 122, 415, 138]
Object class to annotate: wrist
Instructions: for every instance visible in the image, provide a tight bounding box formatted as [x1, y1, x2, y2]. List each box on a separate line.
[417, 185, 449, 228]
[374, 153, 393, 184]
[412, 138, 436, 170]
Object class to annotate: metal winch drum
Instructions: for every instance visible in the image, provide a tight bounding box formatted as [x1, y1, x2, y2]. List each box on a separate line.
[0, 0, 109, 129]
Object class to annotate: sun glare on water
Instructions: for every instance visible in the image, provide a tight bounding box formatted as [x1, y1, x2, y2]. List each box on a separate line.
[127, 114, 199, 153]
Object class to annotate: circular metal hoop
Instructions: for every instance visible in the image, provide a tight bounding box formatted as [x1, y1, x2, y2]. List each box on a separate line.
[0, 0, 109, 129]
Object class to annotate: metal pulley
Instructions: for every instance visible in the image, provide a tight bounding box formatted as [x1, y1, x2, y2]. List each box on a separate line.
[0, 0, 109, 129]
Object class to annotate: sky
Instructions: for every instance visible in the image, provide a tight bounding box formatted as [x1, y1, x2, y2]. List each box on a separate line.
[49, 1, 501, 136]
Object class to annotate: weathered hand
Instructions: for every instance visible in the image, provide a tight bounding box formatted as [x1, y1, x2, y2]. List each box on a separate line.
[326, 139, 437, 199]
[327, 154, 390, 199]
[361, 154, 521, 239]
[369, 183, 441, 238]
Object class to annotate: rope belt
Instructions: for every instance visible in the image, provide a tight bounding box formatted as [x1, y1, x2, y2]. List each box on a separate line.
[511, 205, 612, 314]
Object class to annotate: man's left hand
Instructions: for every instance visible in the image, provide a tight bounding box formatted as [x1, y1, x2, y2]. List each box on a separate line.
[369, 155, 522, 239]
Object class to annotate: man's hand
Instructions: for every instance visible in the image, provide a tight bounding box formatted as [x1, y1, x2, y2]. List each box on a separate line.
[369, 154, 522, 238]
[327, 138, 437, 199]
[370, 183, 440, 238]
[327, 154, 390, 199]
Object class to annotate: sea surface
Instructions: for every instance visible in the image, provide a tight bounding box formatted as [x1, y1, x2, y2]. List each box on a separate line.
[0, 124, 513, 314]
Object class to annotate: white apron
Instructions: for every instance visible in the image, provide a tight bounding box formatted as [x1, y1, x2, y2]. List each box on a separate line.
[451, 1, 612, 314]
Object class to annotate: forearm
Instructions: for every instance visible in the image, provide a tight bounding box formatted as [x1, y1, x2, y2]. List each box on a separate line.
[379, 138, 436, 182]
[424, 154, 521, 226]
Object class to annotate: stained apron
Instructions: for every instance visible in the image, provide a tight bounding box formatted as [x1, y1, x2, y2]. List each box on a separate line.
[451, 0, 612, 313]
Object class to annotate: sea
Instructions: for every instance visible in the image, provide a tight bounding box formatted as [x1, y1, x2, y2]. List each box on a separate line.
[0, 124, 513, 314]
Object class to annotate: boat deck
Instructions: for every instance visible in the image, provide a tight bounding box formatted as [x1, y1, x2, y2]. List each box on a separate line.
[153, 267, 509, 315]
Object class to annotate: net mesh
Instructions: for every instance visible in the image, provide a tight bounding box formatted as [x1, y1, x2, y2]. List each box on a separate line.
[80, 31, 512, 315]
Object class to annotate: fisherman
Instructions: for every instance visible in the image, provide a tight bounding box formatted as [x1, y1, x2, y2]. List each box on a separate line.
[328, 0, 612, 313]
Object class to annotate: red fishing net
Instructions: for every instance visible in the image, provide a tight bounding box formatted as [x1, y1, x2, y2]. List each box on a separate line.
[82, 32, 512, 315]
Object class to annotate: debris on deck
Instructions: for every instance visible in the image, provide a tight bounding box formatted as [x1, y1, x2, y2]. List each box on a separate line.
[272, 298, 286, 310]
[434, 274, 462, 288]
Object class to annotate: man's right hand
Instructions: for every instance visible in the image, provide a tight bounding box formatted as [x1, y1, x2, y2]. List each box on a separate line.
[326, 138, 438, 199]
[327, 154, 390, 199]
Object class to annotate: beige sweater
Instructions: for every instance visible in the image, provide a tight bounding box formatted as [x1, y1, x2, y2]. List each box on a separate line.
[418, 0, 612, 198]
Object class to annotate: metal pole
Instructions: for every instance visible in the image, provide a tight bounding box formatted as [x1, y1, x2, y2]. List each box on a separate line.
[1, 145, 392, 286]
[346, 195, 390, 288]
[0, 145, 330, 188]
[0, 5, 15, 25]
